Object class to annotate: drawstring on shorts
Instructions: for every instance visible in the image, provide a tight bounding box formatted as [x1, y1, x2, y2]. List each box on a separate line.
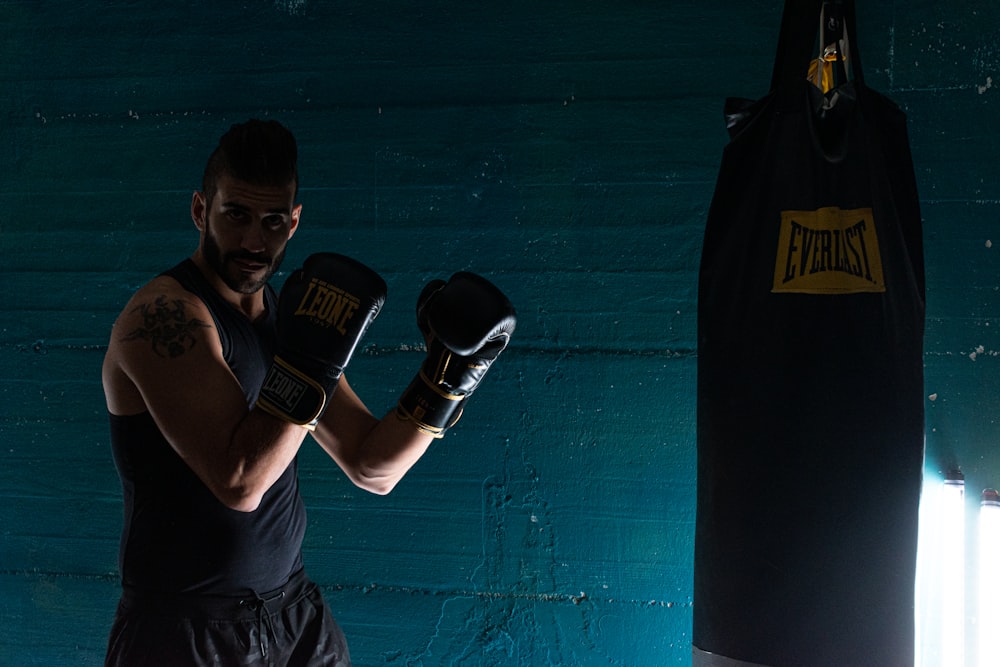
[240, 590, 286, 658]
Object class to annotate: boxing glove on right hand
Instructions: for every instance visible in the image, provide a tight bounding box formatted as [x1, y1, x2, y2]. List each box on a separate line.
[396, 272, 516, 437]
[257, 253, 386, 428]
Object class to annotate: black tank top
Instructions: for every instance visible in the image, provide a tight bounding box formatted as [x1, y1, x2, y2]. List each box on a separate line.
[109, 259, 307, 595]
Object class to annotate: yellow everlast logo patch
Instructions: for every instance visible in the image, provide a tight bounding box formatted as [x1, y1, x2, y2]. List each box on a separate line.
[294, 278, 360, 334]
[773, 206, 885, 294]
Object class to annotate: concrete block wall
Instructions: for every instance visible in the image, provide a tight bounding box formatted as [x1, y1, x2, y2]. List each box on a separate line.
[2, 1, 997, 665]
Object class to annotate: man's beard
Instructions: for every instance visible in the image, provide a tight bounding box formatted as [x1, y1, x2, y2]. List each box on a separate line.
[202, 220, 285, 294]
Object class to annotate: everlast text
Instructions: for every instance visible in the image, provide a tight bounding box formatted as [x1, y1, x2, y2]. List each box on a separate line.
[772, 206, 885, 294]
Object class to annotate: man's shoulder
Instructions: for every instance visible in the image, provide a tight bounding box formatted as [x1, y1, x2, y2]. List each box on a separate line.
[121, 274, 207, 316]
[137, 273, 191, 298]
[110, 274, 215, 349]
[103, 272, 219, 412]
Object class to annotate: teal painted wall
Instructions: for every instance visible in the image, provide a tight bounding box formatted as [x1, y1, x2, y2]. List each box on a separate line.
[2, 1, 998, 665]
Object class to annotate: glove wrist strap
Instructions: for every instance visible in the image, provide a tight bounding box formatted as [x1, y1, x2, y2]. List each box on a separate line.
[256, 356, 328, 429]
[396, 371, 466, 437]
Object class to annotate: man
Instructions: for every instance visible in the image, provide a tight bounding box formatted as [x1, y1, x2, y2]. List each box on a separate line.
[102, 119, 516, 666]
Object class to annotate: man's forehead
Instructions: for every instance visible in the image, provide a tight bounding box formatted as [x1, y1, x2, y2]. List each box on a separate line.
[214, 173, 296, 209]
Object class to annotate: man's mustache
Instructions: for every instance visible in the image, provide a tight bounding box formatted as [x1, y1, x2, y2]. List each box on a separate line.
[229, 251, 272, 264]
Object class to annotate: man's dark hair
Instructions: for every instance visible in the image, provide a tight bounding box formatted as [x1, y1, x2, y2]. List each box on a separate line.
[202, 119, 298, 205]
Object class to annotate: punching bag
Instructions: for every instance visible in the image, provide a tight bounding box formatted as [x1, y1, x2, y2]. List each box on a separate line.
[693, 1, 925, 665]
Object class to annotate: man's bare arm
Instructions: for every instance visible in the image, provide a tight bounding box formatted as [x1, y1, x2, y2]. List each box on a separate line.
[103, 279, 308, 512]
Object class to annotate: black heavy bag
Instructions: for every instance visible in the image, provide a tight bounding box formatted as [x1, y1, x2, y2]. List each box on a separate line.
[693, 1, 925, 665]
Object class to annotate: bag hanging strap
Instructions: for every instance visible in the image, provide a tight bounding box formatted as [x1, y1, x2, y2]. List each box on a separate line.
[770, 0, 863, 92]
[811, 3, 848, 92]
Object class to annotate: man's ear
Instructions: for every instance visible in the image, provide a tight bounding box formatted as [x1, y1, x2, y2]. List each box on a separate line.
[191, 191, 207, 231]
[287, 203, 303, 240]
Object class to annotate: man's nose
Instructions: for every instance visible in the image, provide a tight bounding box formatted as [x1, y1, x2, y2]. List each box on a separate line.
[242, 220, 267, 252]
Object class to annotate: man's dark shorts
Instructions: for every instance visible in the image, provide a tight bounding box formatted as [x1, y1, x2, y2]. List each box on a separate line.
[105, 569, 350, 666]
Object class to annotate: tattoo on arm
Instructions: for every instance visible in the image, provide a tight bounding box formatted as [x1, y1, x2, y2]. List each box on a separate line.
[121, 295, 212, 358]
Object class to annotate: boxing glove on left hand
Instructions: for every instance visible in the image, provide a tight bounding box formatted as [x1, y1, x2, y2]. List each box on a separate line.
[257, 253, 386, 428]
[397, 272, 516, 437]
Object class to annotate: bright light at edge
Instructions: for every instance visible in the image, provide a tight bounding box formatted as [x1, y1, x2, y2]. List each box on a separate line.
[915, 471, 965, 667]
[979, 489, 1000, 667]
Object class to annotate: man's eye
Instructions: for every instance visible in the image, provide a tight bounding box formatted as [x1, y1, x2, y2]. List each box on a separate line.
[226, 210, 247, 222]
[264, 216, 286, 228]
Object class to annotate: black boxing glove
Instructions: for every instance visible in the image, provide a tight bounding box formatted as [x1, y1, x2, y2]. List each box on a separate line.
[257, 253, 386, 428]
[396, 272, 516, 437]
